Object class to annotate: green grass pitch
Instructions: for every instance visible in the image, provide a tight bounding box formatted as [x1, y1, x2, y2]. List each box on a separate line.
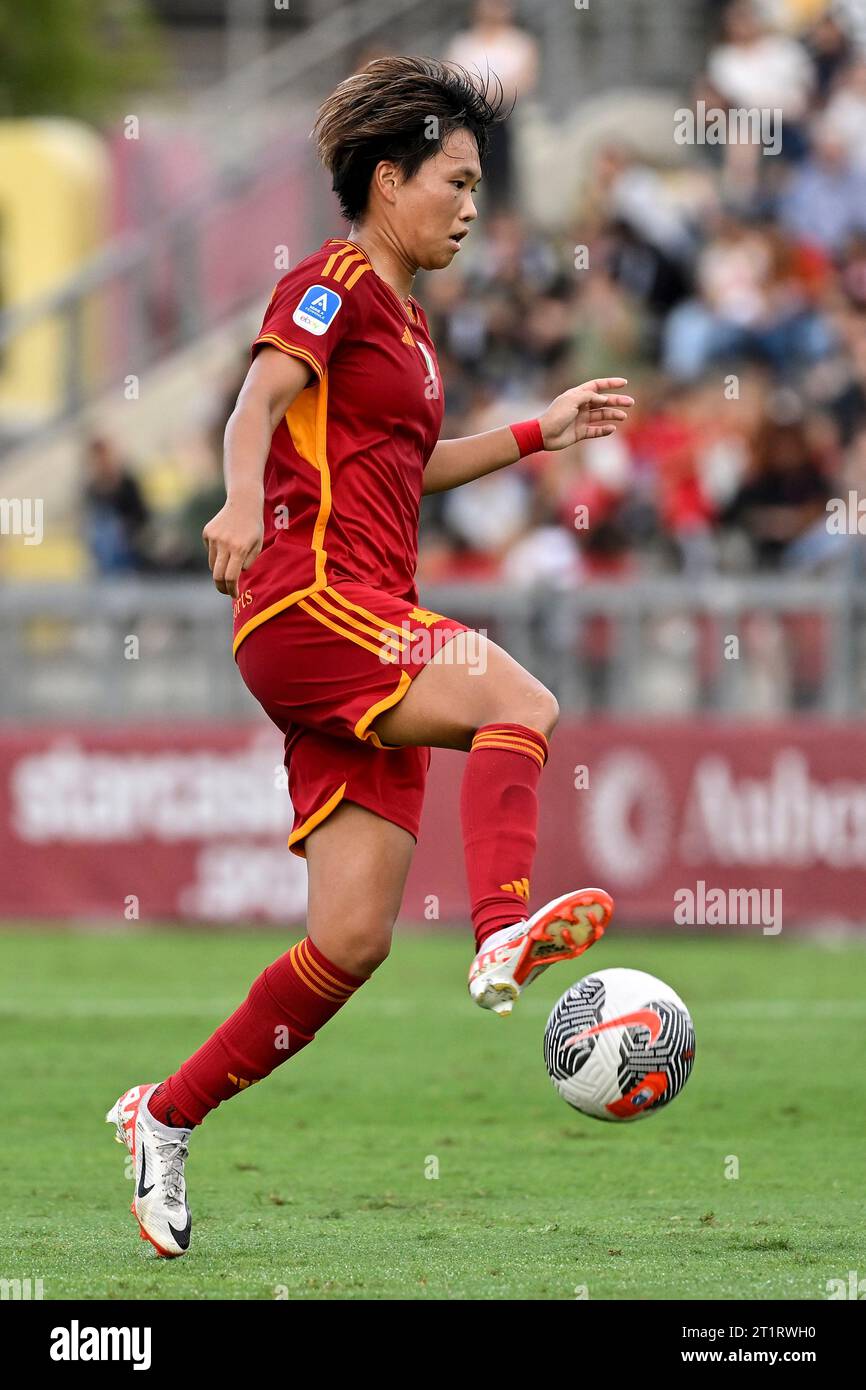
[1, 927, 863, 1300]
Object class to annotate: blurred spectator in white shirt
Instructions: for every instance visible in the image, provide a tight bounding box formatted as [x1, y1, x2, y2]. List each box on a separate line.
[707, 0, 816, 116]
[821, 59, 866, 168]
[446, 0, 539, 210]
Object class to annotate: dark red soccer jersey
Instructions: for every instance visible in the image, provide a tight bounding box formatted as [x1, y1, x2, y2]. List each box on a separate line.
[232, 238, 445, 655]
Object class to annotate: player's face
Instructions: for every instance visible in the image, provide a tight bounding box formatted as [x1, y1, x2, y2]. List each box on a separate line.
[396, 128, 482, 270]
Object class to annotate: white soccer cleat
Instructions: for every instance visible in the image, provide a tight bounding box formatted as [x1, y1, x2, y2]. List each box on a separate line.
[105, 1082, 192, 1258]
[468, 887, 614, 1016]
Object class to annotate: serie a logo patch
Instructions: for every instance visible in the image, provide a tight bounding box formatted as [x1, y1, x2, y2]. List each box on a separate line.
[293, 284, 342, 336]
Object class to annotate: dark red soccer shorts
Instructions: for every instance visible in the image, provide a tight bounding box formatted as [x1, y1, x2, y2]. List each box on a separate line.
[234, 578, 472, 856]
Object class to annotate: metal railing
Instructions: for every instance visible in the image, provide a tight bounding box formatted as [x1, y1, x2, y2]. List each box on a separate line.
[1, 575, 863, 721]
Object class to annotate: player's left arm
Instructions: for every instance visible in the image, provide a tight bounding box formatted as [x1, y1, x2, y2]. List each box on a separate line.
[421, 378, 634, 496]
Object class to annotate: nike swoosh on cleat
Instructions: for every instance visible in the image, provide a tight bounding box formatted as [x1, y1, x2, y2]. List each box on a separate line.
[137, 1146, 155, 1199]
[168, 1211, 191, 1249]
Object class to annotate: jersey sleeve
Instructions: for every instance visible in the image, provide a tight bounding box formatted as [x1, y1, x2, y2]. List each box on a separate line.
[251, 247, 371, 381]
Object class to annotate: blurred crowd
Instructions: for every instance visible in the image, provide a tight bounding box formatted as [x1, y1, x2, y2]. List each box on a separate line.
[83, 0, 866, 587]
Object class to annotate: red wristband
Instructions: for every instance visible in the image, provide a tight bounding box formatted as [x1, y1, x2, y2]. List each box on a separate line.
[510, 418, 545, 457]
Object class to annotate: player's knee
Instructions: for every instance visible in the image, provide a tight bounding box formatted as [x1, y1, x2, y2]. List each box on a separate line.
[485, 683, 559, 739]
[338, 924, 393, 978]
[539, 688, 560, 736]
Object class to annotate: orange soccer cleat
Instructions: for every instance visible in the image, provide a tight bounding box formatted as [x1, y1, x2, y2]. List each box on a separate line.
[468, 888, 614, 1016]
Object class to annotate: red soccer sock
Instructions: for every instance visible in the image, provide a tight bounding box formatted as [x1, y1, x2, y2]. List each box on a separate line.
[148, 937, 366, 1129]
[460, 721, 549, 950]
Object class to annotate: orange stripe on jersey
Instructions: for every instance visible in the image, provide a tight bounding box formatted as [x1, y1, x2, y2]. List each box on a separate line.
[310, 380, 332, 577]
[354, 671, 412, 745]
[321, 242, 372, 284]
[322, 586, 408, 637]
[322, 243, 354, 277]
[330, 250, 367, 283]
[283, 374, 333, 588]
[325, 235, 405, 305]
[234, 369, 335, 657]
[297, 597, 399, 661]
[324, 238, 378, 294]
[344, 262, 372, 291]
[307, 590, 408, 649]
[253, 334, 323, 380]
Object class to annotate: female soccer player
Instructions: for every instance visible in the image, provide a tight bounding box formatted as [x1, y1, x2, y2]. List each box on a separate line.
[107, 56, 634, 1257]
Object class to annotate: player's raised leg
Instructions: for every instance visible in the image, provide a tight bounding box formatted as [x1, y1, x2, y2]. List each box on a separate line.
[373, 632, 614, 1014]
[107, 803, 414, 1255]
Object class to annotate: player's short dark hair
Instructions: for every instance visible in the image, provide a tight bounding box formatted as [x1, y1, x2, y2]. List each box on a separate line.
[313, 55, 507, 222]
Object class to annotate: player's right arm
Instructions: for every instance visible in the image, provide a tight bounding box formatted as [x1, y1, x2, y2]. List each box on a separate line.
[203, 347, 311, 598]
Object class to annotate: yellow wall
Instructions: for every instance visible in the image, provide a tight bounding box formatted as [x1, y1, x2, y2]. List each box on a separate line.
[0, 119, 110, 426]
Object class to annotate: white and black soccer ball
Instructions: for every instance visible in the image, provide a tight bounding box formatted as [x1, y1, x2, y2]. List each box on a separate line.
[544, 968, 695, 1121]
